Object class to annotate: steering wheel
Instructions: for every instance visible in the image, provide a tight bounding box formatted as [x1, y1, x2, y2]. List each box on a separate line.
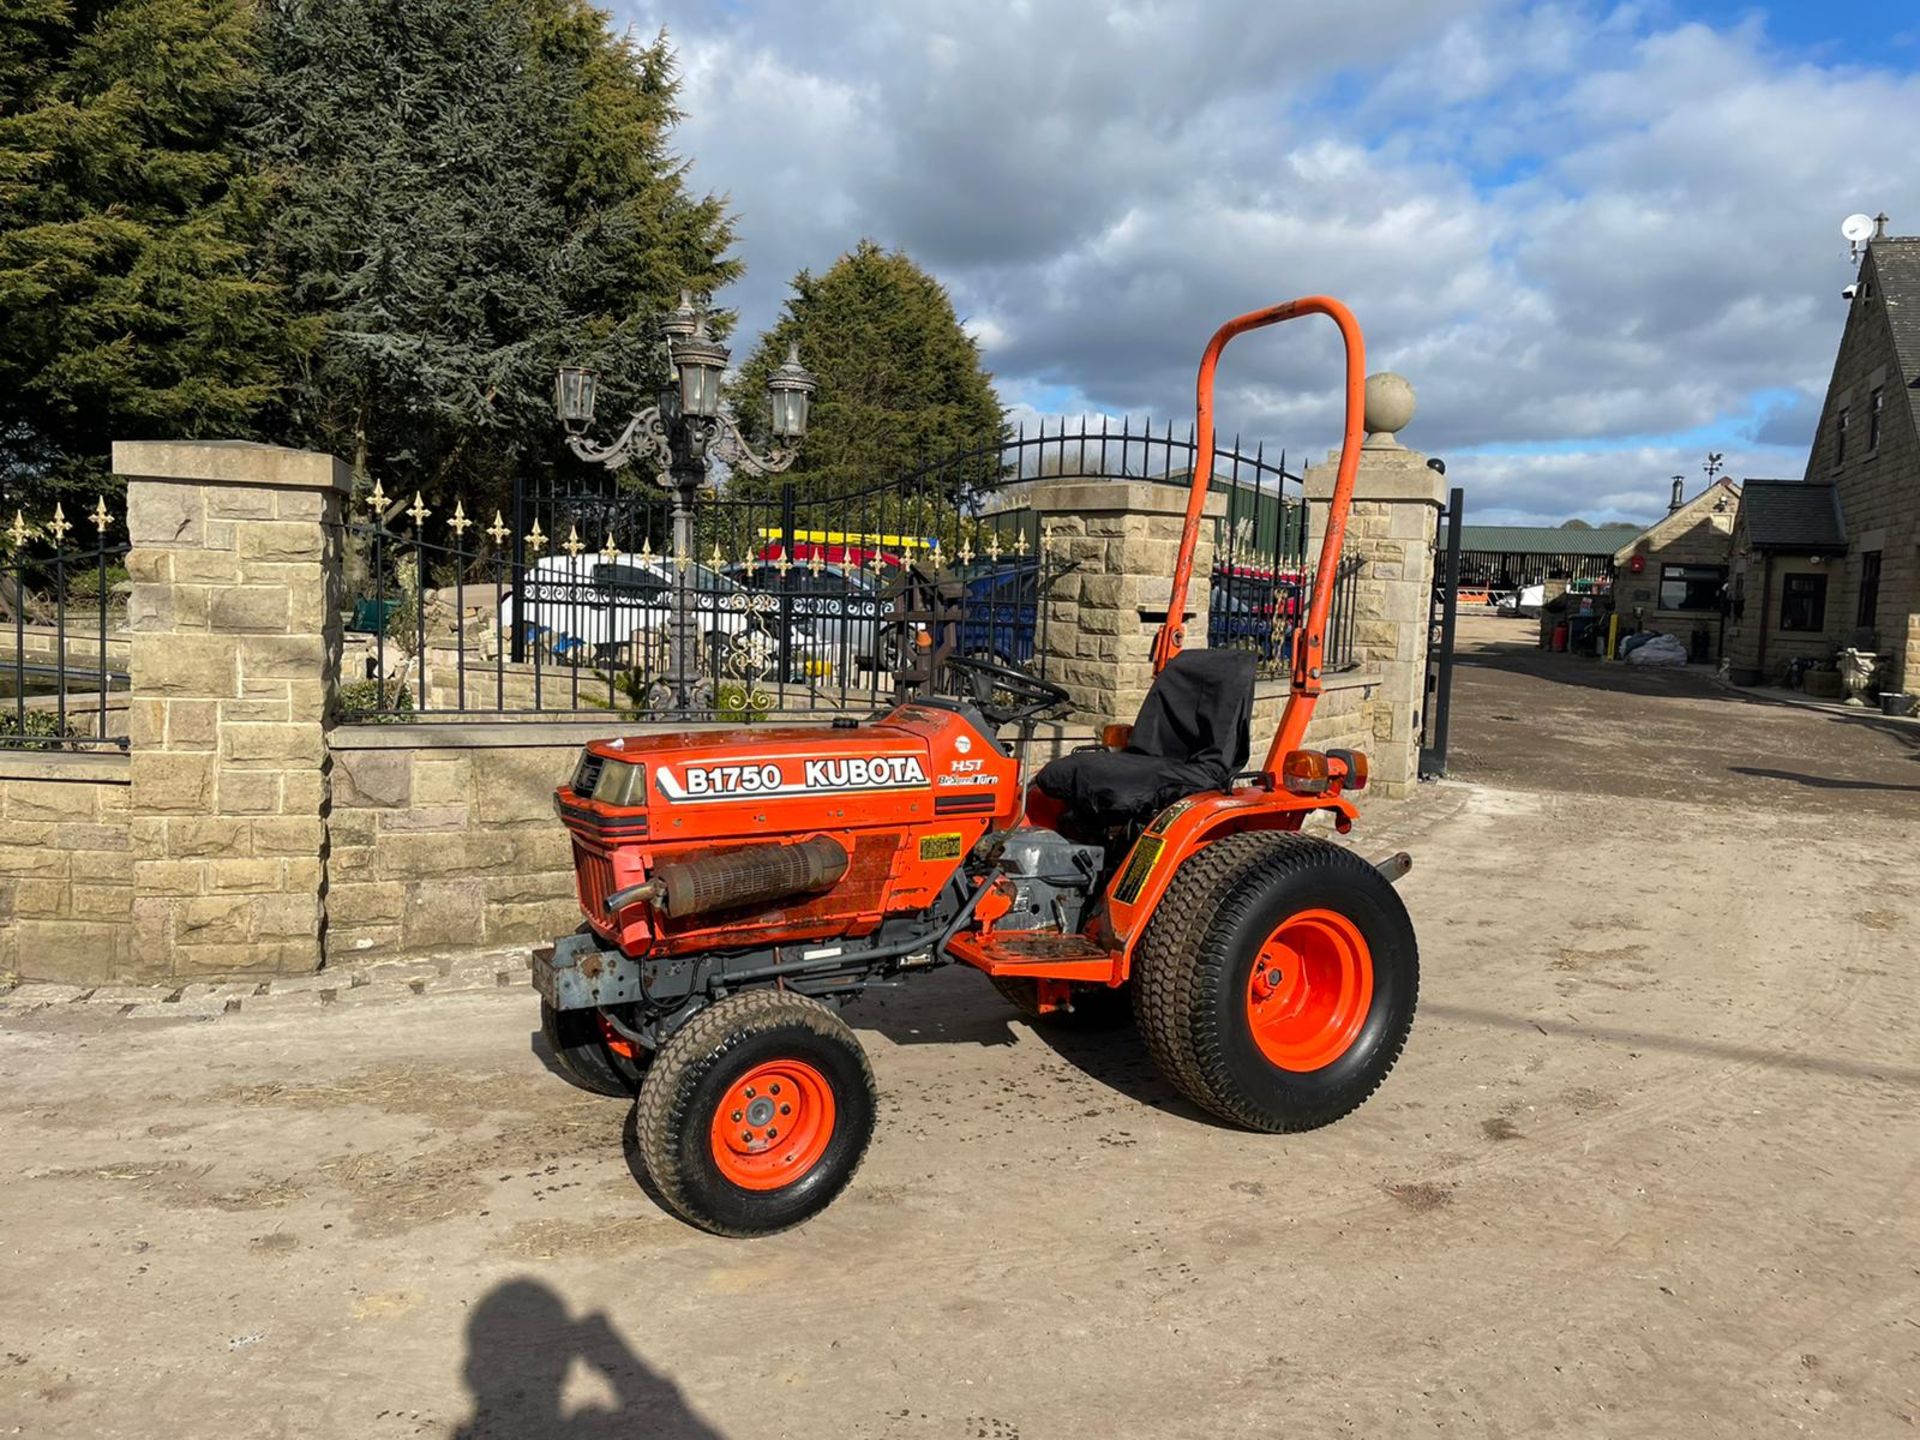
[942, 653, 1073, 728]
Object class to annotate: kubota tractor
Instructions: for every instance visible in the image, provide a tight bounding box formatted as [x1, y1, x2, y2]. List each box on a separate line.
[533, 298, 1418, 1236]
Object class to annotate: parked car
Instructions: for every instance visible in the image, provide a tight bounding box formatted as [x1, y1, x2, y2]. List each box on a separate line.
[1497, 583, 1547, 618]
[724, 561, 893, 671]
[504, 554, 822, 679]
[951, 559, 1050, 669]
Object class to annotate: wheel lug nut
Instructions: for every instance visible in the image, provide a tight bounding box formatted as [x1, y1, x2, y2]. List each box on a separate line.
[767, 1128, 778, 1139]
[780, 1104, 791, 1115]
[731, 1111, 742, 1122]
[770, 1084, 781, 1095]
[1267, 968, 1282, 986]
[745, 1087, 756, 1098]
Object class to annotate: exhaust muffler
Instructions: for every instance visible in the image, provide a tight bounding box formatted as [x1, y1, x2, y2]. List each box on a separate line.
[606, 836, 849, 919]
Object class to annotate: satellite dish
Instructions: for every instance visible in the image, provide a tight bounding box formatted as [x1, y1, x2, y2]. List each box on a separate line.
[1841, 213, 1875, 243]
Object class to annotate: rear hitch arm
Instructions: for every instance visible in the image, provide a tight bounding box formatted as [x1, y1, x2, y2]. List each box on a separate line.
[1374, 851, 1413, 885]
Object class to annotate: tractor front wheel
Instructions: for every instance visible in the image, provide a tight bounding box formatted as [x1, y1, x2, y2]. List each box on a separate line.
[540, 1001, 648, 1098]
[635, 991, 877, 1237]
[1133, 833, 1417, 1131]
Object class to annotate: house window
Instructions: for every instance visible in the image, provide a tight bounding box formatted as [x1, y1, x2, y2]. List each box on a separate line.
[1868, 388, 1884, 451]
[1658, 563, 1726, 611]
[1779, 572, 1828, 632]
[1858, 550, 1882, 629]
[1835, 408, 1849, 466]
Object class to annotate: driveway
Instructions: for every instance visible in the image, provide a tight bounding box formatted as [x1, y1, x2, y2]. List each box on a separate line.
[3, 619, 1916, 1439]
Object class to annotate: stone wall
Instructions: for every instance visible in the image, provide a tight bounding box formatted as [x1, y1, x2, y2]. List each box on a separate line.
[2, 430, 1433, 980]
[0, 752, 131, 983]
[116, 441, 347, 978]
[325, 725, 596, 959]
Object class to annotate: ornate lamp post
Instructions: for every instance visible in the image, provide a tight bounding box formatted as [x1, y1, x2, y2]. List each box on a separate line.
[554, 292, 817, 707]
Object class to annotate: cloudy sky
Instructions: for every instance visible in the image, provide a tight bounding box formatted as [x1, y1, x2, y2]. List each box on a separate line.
[618, 0, 1919, 524]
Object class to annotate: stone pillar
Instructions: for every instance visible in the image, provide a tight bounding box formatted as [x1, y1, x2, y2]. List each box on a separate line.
[116, 441, 348, 977]
[1302, 374, 1444, 798]
[1020, 479, 1225, 724]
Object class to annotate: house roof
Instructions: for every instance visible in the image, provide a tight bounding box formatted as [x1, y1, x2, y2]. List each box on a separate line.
[1611, 479, 1740, 564]
[1738, 479, 1848, 553]
[1457, 524, 1638, 556]
[1872, 238, 1920, 421]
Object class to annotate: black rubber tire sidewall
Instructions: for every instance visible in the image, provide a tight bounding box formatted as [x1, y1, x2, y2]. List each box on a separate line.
[1200, 851, 1418, 1130]
[540, 1001, 647, 1098]
[638, 995, 876, 1237]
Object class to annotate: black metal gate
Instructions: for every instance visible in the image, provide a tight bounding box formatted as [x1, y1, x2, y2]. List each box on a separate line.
[337, 418, 1305, 722]
[1420, 485, 1464, 777]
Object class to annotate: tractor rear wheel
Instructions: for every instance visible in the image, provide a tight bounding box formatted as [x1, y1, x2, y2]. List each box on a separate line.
[635, 991, 877, 1237]
[540, 1001, 648, 1098]
[991, 975, 1134, 1030]
[1133, 833, 1417, 1131]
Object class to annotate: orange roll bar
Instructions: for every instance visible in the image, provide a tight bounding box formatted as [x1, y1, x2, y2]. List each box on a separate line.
[1149, 296, 1367, 774]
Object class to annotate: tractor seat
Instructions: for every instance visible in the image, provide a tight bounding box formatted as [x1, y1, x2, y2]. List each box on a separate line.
[1031, 648, 1255, 836]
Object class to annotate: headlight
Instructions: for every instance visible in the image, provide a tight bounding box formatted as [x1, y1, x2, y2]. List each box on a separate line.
[591, 759, 648, 808]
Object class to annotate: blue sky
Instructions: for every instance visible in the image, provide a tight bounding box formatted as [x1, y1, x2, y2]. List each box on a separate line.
[622, 0, 1920, 524]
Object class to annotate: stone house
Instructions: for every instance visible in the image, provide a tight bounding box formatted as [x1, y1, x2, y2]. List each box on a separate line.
[1723, 232, 1920, 691]
[1609, 479, 1740, 660]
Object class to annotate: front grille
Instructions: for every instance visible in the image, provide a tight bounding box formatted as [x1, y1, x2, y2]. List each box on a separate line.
[574, 842, 615, 915]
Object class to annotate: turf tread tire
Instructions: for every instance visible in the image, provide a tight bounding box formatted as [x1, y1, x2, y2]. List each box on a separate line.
[1133, 833, 1418, 1131]
[540, 1001, 646, 1098]
[1131, 833, 1288, 1115]
[636, 990, 876, 1237]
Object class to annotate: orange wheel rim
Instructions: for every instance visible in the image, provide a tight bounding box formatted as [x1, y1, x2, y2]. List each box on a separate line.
[597, 1013, 637, 1061]
[708, 1060, 837, 1192]
[1245, 908, 1374, 1072]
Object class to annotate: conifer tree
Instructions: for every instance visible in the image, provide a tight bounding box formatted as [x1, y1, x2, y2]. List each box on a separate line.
[731, 241, 1005, 504]
[254, 0, 737, 513]
[0, 0, 302, 507]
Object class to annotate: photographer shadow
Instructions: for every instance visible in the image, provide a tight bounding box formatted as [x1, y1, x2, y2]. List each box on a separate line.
[453, 1278, 724, 1440]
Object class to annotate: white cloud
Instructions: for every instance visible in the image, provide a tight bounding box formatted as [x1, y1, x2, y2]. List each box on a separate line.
[627, 1, 1920, 524]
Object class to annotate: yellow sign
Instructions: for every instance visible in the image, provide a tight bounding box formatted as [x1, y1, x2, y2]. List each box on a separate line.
[758, 527, 930, 552]
[918, 832, 965, 862]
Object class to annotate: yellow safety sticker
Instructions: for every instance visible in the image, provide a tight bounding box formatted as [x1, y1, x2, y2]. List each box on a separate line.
[1112, 835, 1165, 904]
[919, 832, 965, 861]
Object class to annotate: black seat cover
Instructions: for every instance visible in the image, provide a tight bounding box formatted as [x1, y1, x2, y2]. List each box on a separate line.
[1033, 648, 1256, 833]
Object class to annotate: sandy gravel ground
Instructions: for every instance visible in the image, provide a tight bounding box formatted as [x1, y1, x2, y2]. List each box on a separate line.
[2, 614, 1916, 1439]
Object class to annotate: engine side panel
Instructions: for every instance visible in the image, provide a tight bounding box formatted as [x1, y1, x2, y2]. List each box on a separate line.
[558, 702, 1020, 958]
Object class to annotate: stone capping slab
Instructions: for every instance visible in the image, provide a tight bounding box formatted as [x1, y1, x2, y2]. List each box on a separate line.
[1303, 452, 1447, 506]
[111, 440, 352, 495]
[0, 749, 131, 784]
[328, 719, 751, 751]
[1013, 479, 1228, 518]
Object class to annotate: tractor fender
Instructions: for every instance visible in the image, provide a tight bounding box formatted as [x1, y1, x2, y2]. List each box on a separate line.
[1101, 789, 1359, 976]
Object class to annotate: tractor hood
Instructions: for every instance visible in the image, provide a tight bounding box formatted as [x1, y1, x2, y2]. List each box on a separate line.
[563, 702, 1018, 834]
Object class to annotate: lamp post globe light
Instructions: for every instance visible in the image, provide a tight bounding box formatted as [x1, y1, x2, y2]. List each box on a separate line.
[553, 291, 817, 707]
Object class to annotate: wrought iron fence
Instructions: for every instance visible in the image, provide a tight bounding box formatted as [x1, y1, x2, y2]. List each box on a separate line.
[2, 501, 131, 751]
[337, 417, 1314, 723]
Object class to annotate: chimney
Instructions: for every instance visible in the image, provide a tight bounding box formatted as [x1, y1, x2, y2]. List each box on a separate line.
[1874, 212, 1890, 240]
[1669, 476, 1685, 513]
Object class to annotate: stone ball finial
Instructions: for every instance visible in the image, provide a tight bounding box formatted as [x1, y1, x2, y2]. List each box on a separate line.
[1363, 372, 1416, 444]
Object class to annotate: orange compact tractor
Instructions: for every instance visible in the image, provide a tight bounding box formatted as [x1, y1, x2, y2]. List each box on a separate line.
[534, 298, 1417, 1235]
